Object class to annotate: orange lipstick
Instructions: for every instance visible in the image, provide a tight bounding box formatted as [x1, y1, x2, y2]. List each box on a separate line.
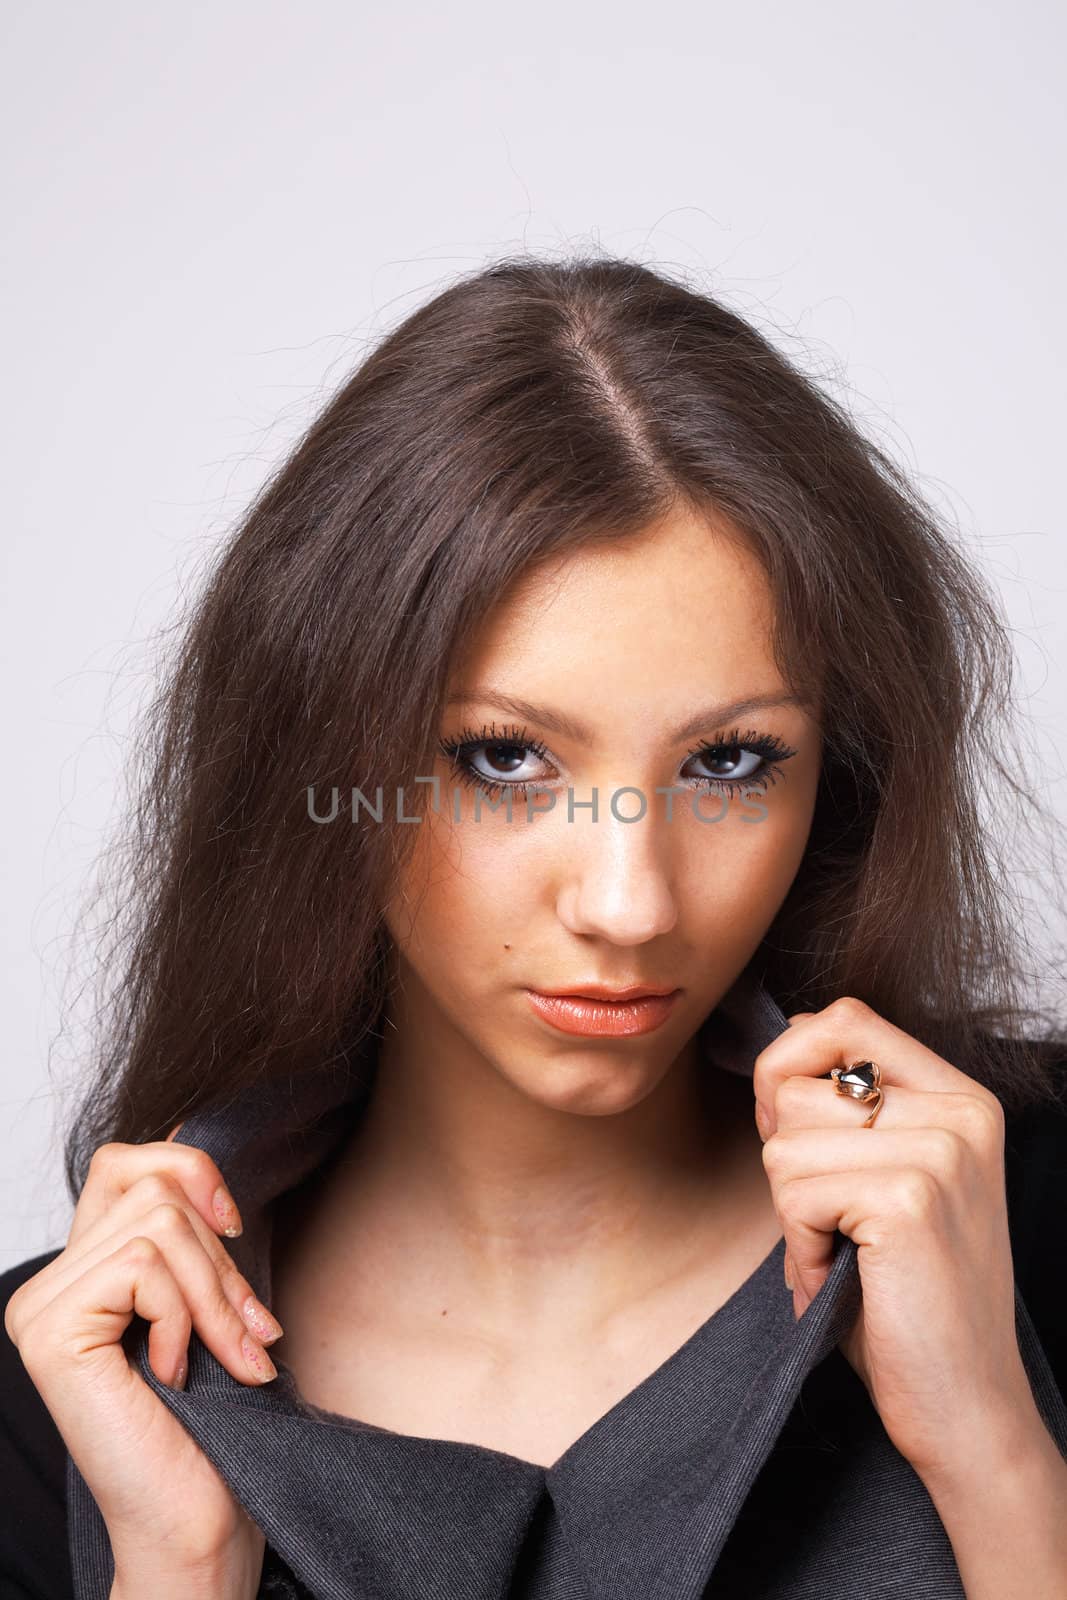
[524, 986, 681, 1037]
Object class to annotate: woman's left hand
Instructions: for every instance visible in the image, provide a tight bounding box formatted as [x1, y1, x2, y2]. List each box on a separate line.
[753, 995, 1041, 1484]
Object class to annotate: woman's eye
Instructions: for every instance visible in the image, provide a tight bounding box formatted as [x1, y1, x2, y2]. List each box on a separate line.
[683, 744, 766, 787]
[437, 723, 556, 797]
[463, 740, 551, 786]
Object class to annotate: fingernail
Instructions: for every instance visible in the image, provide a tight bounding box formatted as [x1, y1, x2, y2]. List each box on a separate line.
[213, 1185, 243, 1237]
[241, 1331, 278, 1382]
[171, 1358, 187, 1390]
[784, 1253, 794, 1291]
[242, 1293, 284, 1345]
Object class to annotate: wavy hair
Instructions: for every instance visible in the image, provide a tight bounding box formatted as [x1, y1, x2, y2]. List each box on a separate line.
[58, 251, 1067, 1201]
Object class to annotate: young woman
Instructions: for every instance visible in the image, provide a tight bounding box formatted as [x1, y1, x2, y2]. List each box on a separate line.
[2, 255, 1066, 1600]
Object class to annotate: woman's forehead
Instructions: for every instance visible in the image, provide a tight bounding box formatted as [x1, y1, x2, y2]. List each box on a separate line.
[453, 522, 779, 682]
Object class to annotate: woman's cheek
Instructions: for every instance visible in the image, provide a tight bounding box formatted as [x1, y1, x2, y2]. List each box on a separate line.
[387, 806, 538, 975]
[682, 795, 813, 938]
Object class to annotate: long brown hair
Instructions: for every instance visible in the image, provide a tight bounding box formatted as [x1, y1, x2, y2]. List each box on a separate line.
[58, 251, 1067, 1201]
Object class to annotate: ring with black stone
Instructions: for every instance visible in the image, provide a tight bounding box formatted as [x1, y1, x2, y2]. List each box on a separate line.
[829, 1058, 885, 1128]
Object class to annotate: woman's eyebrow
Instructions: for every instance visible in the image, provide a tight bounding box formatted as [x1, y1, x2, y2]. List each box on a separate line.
[444, 689, 809, 745]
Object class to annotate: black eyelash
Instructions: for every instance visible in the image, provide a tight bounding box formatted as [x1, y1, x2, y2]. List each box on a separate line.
[437, 723, 549, 800]
[684, 725, 798, 796]
[436, 721, 797, 803]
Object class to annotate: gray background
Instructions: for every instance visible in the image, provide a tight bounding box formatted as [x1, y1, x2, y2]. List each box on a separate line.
[3, 0, 1065, 1266]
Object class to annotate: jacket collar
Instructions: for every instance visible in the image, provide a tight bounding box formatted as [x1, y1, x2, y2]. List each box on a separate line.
[64, 966, 861, 1599]
[66, 966, 1067, 1599]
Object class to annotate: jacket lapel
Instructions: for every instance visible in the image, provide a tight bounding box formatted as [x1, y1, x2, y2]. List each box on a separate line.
[66, 969, 1067, 1600]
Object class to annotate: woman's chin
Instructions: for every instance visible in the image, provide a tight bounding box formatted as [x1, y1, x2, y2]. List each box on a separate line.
[499, 1047, 672, 1119]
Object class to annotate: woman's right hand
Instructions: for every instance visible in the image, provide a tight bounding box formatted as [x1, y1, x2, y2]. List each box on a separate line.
[2, 1124, 285, 1593]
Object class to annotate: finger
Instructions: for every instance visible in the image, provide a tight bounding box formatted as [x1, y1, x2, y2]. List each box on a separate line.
[17, 1233, 197, 1404]
[13, 1238, 275, 1546]
[13, 1172, 282, 1348]
[752, 996, 991, 1137]
[17, 1204, 278, 1390]
[68, 1140, 243, 1252]
[762, 1125, 981, 1199]
[770, 1126, 972, 1301]
[765, 1078, 1005, 1149]
[771, 1164, 947, 1317]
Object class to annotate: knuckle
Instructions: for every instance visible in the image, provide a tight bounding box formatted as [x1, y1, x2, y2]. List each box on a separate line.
[145, 1200, 194, 1240]
[3, 1285, 25, 1345]
[774, 1175, 805, 1222]
[760, 1131, 790, 1177]
[136, 1171, 185, 1206]
[958, 1091, 1005, 1150]
[14, 1316, 59, 1375]
[774, 1076, 809, 1119]
[924, 1126, 966, 1180]
[181, 1146, 225, 1189]
[87, 1142, 122, 1180]
[827, 995, 872, 1029]
[891, 1168, 939, 1220]
[122, 1232, 163, 1267]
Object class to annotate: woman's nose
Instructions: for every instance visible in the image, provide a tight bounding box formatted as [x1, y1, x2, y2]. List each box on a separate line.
[554, 798, 679, 945]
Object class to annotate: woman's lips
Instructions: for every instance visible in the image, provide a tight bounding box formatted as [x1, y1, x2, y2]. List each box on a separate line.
[524, 988, 681, 1037]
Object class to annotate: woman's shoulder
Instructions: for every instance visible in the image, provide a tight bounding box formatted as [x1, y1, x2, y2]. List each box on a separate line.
[0, 1245, 73, 1599]
[999, 1038, 1067, 1399]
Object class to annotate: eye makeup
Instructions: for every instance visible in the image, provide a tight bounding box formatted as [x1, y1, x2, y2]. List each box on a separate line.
[436, 720, 798, 804]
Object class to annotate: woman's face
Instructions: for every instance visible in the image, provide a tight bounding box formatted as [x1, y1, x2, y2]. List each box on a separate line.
[382, 503, 823, 1117]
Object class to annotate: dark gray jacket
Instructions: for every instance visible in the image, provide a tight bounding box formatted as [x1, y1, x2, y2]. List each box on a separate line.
[67, 971, 1067, 1598]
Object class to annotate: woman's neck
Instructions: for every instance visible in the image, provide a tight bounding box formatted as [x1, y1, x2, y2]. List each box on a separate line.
[271, 1015, 780, 1339]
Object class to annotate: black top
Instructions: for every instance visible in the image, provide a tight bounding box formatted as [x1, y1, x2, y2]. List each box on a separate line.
[3, 997, 1067, 1599]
